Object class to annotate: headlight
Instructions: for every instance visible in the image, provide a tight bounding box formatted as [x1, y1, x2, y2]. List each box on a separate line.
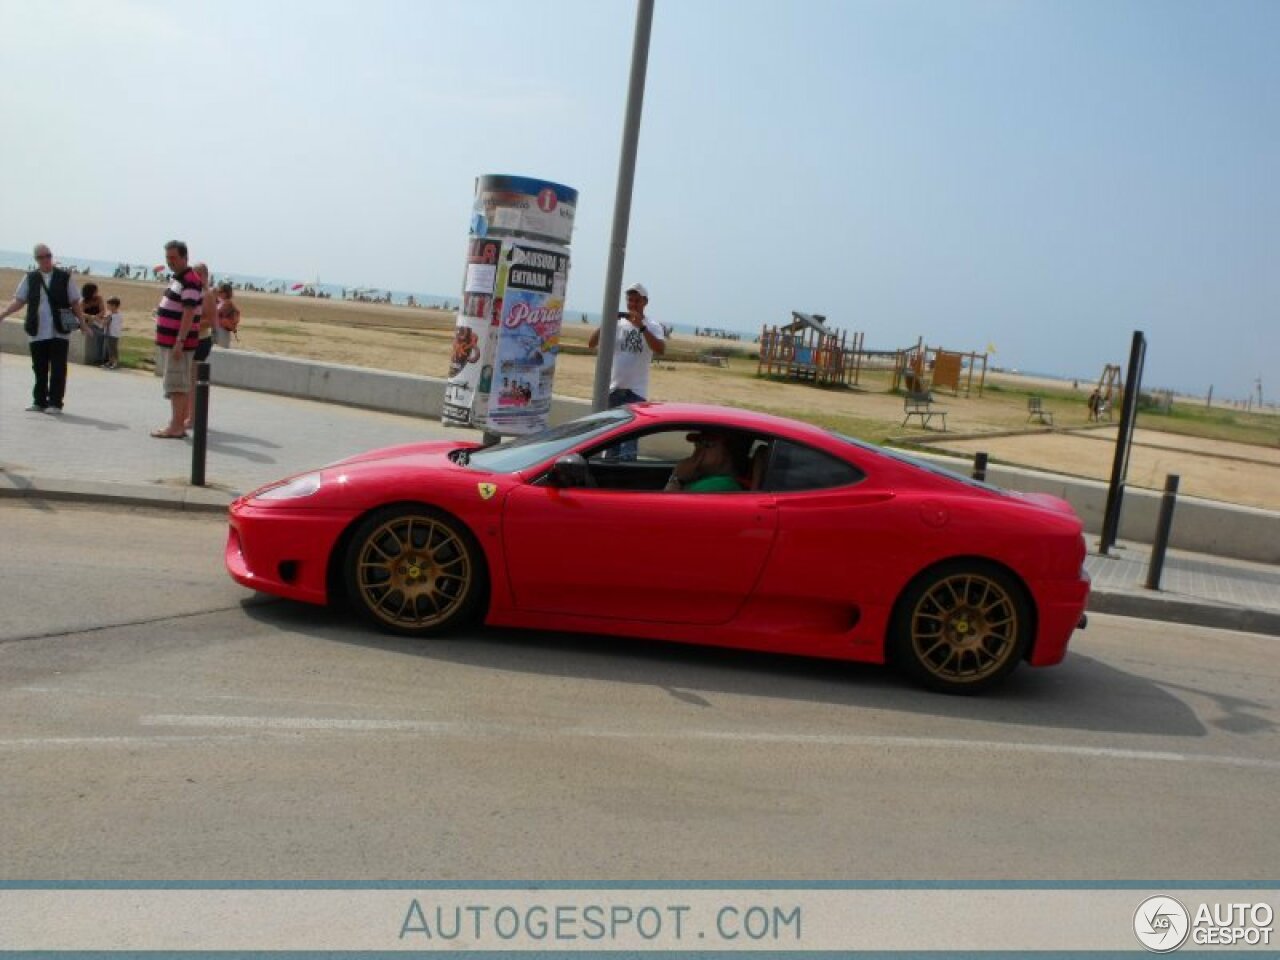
[252, 472, 322, 501]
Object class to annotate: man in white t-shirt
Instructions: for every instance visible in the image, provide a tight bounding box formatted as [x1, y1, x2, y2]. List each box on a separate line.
[588, 281, 665, 408]
[0, 243, 88, 413]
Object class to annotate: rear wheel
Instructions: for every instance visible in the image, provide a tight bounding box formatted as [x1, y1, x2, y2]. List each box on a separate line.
[343, 506, 484, 636]
[891, 561, 1031, 694]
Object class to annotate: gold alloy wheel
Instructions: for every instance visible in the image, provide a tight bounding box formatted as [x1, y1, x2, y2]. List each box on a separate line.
[907, 572, 1021, 686]
[353, 514, 473, 630]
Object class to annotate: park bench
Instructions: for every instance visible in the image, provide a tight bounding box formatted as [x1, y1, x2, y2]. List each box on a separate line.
[902, 390, 947, 431]
[1027, 396, 1054, 425]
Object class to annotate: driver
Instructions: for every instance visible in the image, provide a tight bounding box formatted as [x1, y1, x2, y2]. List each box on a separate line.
[664, 431, 746, 492]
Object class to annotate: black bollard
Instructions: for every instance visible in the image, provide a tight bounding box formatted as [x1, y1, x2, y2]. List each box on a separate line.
[972, 451, 988, 482]
[1144, 474, 1180, 590]
[191, 361, 211, 487]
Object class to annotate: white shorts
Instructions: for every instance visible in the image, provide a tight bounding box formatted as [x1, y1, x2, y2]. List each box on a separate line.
[157, 346, 193, 397]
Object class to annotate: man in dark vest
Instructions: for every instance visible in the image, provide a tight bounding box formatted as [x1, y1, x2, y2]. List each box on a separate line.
[0, 243, 89, 413]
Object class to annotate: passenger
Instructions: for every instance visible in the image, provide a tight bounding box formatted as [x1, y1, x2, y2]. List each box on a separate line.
[664, 431, 746, 492]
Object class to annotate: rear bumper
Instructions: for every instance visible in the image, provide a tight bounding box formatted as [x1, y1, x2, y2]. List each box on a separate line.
[1029, 574, 1091, 667]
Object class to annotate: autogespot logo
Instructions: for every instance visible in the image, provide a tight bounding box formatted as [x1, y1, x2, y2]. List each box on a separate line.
[1134, 895, 1191, 953]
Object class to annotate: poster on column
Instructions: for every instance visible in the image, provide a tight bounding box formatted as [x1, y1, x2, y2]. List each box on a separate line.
[441, 237, 503, 428]
[483, 240, 570, 435]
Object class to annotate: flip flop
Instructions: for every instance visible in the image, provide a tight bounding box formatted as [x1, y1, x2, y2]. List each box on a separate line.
[150, 429, 187, 439]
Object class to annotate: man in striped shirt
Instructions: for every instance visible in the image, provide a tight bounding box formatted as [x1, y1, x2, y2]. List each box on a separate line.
[152, 239, 203, 438]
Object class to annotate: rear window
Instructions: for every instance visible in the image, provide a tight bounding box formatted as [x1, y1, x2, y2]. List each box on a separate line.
[764, 439, 865, 492]
[831, 432, 1003, 493]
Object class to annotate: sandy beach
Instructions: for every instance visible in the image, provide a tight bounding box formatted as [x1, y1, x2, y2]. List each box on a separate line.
[4, 266, 1276, 511]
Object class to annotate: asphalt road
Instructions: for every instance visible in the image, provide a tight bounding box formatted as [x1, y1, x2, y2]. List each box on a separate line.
[2, 500, 1277, 881]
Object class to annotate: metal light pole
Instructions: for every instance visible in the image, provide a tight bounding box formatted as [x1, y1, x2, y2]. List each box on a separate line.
[592, 0, 655, 412]
[1099, 330, 1147, 554]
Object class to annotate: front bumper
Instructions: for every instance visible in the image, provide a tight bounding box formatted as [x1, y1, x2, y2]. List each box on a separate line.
[226, 503, 351, 606]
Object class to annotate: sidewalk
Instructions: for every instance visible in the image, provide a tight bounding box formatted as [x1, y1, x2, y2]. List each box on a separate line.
[3, 352, 1277, 636]
[0, 351, 470, 509]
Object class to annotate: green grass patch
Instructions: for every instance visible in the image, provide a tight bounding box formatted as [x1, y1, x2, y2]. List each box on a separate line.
[116, 336, 155, 370]
[1135, 403, 1279, 447]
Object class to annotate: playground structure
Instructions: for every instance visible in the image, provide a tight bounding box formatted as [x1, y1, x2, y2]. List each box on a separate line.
[891, 338, 989, 398]
[757, 313, 865, 387]
[1089, 364, 1123, 421]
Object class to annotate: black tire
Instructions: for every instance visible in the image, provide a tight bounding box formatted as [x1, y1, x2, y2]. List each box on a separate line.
[890, 560, 1032, 694]
[343, 506, 485, 636]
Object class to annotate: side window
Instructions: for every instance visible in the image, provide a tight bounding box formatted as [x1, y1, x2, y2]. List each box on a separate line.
[589, 429, 689, 464]
[765, 439, 864, 492]
[632, 431, 692, 463]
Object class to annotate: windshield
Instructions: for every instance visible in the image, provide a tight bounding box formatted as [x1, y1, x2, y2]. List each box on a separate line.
[831, 432, 1004, 493]
[465, 409, 633, 473]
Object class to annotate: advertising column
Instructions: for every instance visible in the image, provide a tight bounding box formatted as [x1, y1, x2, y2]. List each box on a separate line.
[441, 175, 576, 435]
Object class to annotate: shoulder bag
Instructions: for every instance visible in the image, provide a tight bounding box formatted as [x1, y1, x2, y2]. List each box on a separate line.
[37, 272, 80, 335]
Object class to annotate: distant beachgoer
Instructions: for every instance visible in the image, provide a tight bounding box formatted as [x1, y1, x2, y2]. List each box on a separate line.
[151, 240, 203, 439]
[0, 243, 89, 413]
[103, 296, 123, 369]
[1087, 389, 1102, 421]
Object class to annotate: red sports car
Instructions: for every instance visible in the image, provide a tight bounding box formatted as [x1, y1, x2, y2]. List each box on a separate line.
[226, 403, 1089, 693]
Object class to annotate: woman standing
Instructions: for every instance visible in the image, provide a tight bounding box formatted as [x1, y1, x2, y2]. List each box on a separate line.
[184, 263, 217, 430]
[81, 282, 108, 366]
[213, 282, 240, 348]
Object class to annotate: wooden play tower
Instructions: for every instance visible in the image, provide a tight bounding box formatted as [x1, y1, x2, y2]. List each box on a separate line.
[757, 312, 864, 387]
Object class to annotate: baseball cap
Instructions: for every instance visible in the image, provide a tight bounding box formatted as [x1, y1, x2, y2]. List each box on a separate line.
[625, 282, 648, 299]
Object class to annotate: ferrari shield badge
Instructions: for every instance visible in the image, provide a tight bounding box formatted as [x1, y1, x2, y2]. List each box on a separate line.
[477, 482, 498, 500]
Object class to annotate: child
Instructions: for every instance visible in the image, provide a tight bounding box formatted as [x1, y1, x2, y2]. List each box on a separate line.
[103, 297, 123, 369]
[213, 282, 240, 347]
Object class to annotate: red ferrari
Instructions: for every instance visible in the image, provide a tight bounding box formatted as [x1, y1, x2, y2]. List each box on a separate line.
[226, 403, 1089, 693]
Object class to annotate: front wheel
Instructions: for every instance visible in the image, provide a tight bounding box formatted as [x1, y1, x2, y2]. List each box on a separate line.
[343, 506, 484, 636]
[891, 561, 1032, 694]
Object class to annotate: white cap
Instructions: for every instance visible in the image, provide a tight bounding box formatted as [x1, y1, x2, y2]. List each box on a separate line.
[625, 282, 648, 299]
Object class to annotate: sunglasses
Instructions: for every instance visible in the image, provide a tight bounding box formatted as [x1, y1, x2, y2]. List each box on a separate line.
[35, 253, 53, 260]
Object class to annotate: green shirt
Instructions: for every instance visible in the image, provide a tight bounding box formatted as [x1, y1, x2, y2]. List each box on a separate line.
[684, 474, 743, 493]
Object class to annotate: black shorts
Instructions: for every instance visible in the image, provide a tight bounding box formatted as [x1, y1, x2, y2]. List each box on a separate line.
[194, 337, 213, 362]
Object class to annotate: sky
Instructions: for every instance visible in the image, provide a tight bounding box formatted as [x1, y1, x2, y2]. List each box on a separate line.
[2, 0, 1276, 399]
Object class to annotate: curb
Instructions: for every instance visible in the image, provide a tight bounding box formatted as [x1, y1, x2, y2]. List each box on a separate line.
[1087, 589, 1280, 637]
[0, 472, 233, 514]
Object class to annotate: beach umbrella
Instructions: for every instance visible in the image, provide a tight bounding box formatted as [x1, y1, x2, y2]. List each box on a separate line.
[291, 283, 305, 291]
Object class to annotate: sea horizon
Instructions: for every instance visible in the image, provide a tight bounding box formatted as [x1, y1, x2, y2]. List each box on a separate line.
[3, 248, 1243, 401]
[0, 248, 749, 344]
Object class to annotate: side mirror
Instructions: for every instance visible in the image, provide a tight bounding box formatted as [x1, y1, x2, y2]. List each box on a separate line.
[551, 454, 590, 488]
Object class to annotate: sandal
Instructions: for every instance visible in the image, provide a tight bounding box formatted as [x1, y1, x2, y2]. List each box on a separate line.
[150, 428, 187, 439]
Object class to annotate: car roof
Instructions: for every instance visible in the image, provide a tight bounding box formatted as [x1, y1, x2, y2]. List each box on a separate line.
[627, 402, 836, 444]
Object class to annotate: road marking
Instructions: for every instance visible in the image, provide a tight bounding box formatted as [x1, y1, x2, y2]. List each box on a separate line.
[142, 714, 461, 733]
[18, 684, 396, 711]
[0, 733, 299, 751]
[136, 714, 1280, 772]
